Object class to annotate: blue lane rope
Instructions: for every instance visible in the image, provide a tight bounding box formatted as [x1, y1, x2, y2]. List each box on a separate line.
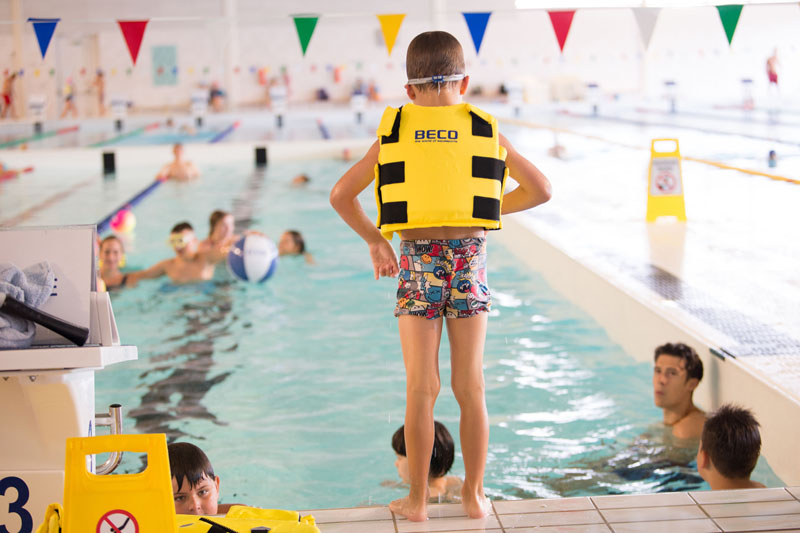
[316, 118, 331, 140]
[96, 179, 164, 234]
[209, 121, 240, 143]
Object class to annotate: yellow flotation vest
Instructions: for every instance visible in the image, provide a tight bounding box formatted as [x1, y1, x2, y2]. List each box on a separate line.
[374, 102, 508, 240]
[176, 506, 319, 532]
[38, 504, 319, 533]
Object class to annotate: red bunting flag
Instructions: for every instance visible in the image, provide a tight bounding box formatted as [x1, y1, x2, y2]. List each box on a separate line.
[548, 10, 576, 53]
[117, 20, 149, 65]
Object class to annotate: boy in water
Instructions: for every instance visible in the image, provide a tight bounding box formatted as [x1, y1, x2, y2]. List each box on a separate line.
[392, 421, 462, 503]
[168, 442, 237, 515]
[330, 31, 551, 521]
[135, 222, 223, 284]
[157, 143, 199, 182]
[696, 404, 766, 490]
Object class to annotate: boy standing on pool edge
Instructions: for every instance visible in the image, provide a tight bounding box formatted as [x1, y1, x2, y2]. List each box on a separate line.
[330, 31, 551, 521]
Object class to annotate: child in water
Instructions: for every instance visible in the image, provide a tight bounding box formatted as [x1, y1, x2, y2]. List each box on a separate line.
[198, 210, 237, 257]
[98, 235, 131, 289]
[168, 442, 240, 515]
[391, 421, 462, 503]
[330, 31, 551, 521]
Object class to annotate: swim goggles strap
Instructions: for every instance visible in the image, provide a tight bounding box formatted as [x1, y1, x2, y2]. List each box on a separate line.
[407, 74, 465, 95]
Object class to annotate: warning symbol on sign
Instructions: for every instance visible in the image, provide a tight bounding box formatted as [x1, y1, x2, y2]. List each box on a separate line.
[97, 509, 139, 533]
[655, 170, 676, 193]
[649, 157, 682, 196]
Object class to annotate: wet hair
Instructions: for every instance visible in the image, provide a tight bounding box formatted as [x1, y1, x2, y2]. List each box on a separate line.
[171, 221, 193, 234]
[168, 442, 216, 491]
[100, 235, 124, 253]
[654, 342, 703, 382]
[406, 31, 465, 93]
[208, 210, 231, 237]
[701, 404, 761, 480]
[284, 230, 305, 254]
[392, 421, 454, 479]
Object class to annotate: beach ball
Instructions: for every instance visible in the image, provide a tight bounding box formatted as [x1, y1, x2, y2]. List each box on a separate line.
[227, 234, 278, 283]
[110, 209, 136, 233]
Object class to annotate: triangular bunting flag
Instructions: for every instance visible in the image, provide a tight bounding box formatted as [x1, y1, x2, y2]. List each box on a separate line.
[117, 20, 149, 65]
[377, 14, 405, 56]
[632, 8, 660, 50]
[28, 18, 60, 60]
[293, 16, 319, 56]
[548, 11, 576, 53]
[462, 12, 492, 55]
[716, 5, 743, 46]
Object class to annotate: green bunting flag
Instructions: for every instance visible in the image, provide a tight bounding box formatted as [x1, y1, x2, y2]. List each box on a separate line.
[293, 16, 319, 56]
[716, 5, 743, 46]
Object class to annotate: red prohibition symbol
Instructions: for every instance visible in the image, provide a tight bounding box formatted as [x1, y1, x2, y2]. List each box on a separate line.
[96, 509, 139, 533]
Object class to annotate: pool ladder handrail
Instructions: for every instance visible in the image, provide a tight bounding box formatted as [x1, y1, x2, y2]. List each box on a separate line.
[94, 403, 123, 475]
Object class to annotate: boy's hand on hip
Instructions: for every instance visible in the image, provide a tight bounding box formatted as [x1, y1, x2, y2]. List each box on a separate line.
[369, 239, 399, 280]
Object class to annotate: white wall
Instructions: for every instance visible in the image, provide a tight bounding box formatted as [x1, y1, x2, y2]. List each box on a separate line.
[1, 0, 798, 116]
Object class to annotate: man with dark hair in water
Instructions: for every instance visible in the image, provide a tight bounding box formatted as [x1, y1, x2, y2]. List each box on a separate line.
[653, 342, 706, 440]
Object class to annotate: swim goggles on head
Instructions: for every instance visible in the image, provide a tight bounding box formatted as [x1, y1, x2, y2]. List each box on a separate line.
[407, 74, 465, 94]
[168, 234, 191, 250]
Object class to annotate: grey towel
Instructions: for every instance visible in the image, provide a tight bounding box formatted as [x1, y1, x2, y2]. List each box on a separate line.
[0, 262, 56, 349]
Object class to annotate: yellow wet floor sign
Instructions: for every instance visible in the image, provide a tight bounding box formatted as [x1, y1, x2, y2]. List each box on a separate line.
[62, 433, 175, 532]
[646, 138, 686, 222]
[51, 433, 319, 532]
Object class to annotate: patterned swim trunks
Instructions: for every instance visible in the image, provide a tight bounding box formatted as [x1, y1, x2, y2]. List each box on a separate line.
[395, 238, 491, 319]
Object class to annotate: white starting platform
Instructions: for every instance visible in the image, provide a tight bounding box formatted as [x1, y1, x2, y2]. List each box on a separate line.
[0, 225, 137, 533]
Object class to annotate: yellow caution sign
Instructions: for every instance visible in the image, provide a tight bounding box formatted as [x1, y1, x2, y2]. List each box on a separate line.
[62, 434, 175, 533]
[646, 138, 686, 222]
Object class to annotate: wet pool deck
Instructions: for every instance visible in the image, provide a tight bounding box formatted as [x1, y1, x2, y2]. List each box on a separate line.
[303, 487, 800, 532]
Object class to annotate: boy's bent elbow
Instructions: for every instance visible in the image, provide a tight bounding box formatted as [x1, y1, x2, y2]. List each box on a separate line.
[329, 184, 343, 210]
[540, 181, 553, 204]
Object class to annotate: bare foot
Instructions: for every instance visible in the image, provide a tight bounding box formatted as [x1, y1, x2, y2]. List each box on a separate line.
[461, 489, 491, 519]
[390, 496, 428, 522]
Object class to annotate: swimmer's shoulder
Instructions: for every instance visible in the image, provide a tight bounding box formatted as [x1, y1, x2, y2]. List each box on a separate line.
[672, 409, 706, 440]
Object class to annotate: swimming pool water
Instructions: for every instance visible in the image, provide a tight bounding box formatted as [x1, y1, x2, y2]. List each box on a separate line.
[9, 152, 782, 509]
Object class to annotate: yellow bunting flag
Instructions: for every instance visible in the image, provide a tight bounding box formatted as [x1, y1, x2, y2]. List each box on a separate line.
[377, 14, 405, 56]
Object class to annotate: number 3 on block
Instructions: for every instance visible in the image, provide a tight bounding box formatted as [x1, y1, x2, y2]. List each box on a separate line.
[0, 476, 33, 533]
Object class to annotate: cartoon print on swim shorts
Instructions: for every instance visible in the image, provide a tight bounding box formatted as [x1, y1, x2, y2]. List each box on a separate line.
[395, 238, 490, 319]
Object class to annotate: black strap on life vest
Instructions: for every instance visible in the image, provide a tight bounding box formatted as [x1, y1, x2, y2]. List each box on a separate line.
[473, 196, 501, 221]
[470, 111, 493, 138]
[472, 156, 505, 182]
[381, 201, 409, 224]
[381, 105, 403, 144]
[379, 161, 405, 186]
